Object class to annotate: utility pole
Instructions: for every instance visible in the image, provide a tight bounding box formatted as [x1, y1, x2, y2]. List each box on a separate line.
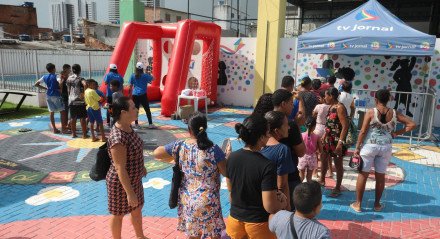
[69, 24, 73, 46]
[187, 0, 190, 19]
[153, 0, 156, 21]
[211, 0, 214, 22]
[236, 0, 240, 37]
[245, 0, 248, 36]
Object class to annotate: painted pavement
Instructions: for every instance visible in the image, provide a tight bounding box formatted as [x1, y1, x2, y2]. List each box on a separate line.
[0, 105, 439, 238]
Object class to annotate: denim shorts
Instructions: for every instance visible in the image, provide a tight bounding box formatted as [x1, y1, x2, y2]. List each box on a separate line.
[46, 96, 64, 112]
[87, 107, 103, 124]
[360, 144, 392, 174]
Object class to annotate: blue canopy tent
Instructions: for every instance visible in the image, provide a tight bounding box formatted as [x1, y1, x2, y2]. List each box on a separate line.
[297, 0, 436, 56]
[296, 0, 437, 143]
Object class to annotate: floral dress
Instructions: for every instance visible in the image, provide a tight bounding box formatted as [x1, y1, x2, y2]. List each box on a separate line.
[323, 105, 347, 157]
[165, 140, 226, 239]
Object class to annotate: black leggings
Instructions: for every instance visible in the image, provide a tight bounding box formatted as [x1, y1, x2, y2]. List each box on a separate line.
[132, 94, 153, 125]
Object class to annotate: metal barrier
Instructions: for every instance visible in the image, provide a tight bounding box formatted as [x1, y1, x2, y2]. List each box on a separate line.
[0, 49, 112, 92]
[352, 88, 436, 148]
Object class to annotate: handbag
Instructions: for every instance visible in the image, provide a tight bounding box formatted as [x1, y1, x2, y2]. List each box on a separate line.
[169, 143, 183, 209]
[349, 155, 363, 172]
[89, 142, 111, 181]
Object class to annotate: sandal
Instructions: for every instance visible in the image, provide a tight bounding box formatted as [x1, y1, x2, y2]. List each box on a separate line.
[373, 203, 385, 212]
[350, 202, 362, 213]
[328, 189, 342, 198]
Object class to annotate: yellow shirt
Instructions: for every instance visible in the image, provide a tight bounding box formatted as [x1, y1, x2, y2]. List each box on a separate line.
[84, 88, 101, 110]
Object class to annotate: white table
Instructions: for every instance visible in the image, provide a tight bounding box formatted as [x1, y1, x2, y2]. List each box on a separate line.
[177, 95, 208, 114]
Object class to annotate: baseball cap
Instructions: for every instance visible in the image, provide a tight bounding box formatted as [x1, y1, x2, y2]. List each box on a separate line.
[135, 62, 144, 69]
[109, 63, 117, 70]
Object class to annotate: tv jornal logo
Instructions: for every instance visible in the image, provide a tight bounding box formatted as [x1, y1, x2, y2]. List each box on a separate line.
[355, 9, 379, 22]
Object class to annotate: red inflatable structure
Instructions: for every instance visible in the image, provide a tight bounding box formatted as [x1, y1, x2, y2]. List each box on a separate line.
[100, 20, 221, 116]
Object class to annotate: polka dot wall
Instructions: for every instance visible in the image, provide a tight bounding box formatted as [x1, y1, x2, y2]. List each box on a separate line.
[277, 38, 299, 87]
[217, 38, 257, 107]
[294, 39, 440, 126]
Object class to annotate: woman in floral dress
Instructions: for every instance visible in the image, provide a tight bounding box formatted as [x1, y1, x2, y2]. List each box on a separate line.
[154, 113, 229, 239]
[319, 87, 348, 198]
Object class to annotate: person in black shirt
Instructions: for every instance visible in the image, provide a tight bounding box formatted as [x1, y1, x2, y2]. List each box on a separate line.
[226, 114, 287, 239]
[273, 89, 306, 211]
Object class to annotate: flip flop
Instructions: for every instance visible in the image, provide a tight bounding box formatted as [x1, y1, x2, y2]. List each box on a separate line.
[328, 189, 342, 198]
[350, 202, 362, 213]
[374, 203, 385, 212]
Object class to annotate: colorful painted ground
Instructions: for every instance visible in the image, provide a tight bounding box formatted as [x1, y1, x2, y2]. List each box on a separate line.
[0, 105, 439, 239]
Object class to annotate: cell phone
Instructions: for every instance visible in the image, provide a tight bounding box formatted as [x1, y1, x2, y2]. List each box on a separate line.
[221, 138, 231, 152]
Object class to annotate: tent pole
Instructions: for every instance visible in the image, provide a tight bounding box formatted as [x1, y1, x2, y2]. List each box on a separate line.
[294, 38, 299, 88]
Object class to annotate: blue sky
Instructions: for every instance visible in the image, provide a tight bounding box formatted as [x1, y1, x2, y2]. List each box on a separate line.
[0, 0, 257, 28]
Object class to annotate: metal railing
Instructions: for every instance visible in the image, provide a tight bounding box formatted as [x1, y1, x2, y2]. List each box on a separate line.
[0, 49, 112, 92]
[352, 88, 437, 148]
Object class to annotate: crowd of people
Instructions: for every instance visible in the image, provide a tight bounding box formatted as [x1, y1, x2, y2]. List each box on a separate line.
[36, 62, 416, 238]
[35, 62, 157, 141]
[154, 73, 415, 239]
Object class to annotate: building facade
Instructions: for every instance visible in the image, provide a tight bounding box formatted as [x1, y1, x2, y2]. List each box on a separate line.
[144, 6, 187, 23]
[108, 0, 120, 24]
[0, 4, 51, 39]
[142, 0, 164, 7]
[213, 0, 252, 36]
[50, 0, 97, 32]
[86, 1, 97, 21]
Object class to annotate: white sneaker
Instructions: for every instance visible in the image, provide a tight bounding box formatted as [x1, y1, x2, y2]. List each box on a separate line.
[148, 124, 157, 129]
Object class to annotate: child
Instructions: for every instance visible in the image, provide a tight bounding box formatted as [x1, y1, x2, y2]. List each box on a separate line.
[66, 64, 88, 139]
[269, 181, 331, 239]
[298, 118, 322, 182]
[312, 91, 330, 138]
[84, 79, 106, 142]
[58, 64, 71, 133]
[35, 63, 66, 134]
[312, 91, 330, 179]
[106, 80, 124, 126]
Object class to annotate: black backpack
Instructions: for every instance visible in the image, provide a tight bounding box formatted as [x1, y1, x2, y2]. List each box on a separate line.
[89, 142, 111, 181]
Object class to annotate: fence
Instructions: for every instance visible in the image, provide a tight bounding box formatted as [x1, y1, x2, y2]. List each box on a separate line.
[0, 49, 112, 92]
[352, 88, 437, 148]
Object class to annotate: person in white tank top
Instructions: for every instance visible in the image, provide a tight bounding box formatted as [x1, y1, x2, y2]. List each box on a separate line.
[350, 89, 415, 213]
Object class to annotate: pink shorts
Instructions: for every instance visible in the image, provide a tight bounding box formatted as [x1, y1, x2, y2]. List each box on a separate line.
[314, 124, 326, 138]
[298, 154, 318, 171]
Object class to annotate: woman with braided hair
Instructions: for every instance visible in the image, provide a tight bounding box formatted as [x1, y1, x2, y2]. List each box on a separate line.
[154, 113, 229, 239]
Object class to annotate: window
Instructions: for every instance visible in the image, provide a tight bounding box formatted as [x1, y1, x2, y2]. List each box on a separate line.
[231, 13, 234, 18]
[176, 16, 181, 21]
[165, 13, 171, 22]
[104, 29, 109, 37]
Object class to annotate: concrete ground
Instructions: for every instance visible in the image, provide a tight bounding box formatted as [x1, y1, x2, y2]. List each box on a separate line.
[0, 104, 439, 239]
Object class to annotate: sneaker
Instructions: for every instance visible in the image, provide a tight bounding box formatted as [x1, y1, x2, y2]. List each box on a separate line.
[134, 124, 142, 129]
[148, 124, 157, 129]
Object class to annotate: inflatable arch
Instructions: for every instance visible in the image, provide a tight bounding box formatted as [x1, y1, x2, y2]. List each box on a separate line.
[101, 20, 221, 116]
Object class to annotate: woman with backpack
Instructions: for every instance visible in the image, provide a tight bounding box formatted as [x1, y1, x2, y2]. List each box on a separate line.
[106, 96, 147, 239]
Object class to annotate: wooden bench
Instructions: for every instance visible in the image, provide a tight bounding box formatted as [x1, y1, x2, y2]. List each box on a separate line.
[0, 91, 34, 115]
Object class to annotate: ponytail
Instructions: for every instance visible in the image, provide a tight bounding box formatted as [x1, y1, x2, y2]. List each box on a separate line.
[188, 113, 213, 150]
[235, 114, 268, 147]
[195, 126, 213, 150]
